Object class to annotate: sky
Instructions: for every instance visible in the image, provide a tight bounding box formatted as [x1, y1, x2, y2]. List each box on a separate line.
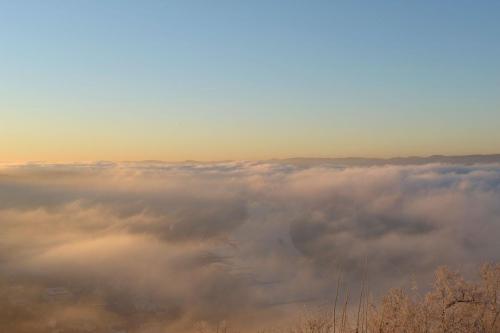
[1, 0, 499, 161]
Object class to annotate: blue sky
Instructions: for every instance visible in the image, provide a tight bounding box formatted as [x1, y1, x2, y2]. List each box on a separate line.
[1, 1, 499, 161]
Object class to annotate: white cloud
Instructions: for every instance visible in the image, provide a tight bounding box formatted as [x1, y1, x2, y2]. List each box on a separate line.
[1, 160, 499, 332]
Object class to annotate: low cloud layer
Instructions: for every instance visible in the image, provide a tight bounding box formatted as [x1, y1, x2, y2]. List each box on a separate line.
[1, 160, 500, 332]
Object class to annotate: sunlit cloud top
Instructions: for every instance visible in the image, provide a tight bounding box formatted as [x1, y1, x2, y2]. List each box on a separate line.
[1, 159, 500, 331]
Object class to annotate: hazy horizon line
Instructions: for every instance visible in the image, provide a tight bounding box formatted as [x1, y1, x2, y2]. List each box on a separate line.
[2, 153, 500, 166]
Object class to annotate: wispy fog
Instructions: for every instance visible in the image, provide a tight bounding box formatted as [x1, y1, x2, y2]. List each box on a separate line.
[1, 159, 499, 332]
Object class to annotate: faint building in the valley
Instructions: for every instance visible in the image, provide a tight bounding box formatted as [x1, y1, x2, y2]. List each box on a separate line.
[43, 287, 73, 302]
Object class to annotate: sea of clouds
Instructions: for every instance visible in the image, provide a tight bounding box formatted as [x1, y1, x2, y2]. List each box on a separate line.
[1, 159, 499, 332]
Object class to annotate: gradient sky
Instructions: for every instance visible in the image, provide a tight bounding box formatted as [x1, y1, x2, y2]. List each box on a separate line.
[1, 0, 499, 162]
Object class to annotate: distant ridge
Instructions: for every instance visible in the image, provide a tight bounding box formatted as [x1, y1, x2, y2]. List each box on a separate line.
[3, 154, 500, 166]
[269, 154, 500, 167]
